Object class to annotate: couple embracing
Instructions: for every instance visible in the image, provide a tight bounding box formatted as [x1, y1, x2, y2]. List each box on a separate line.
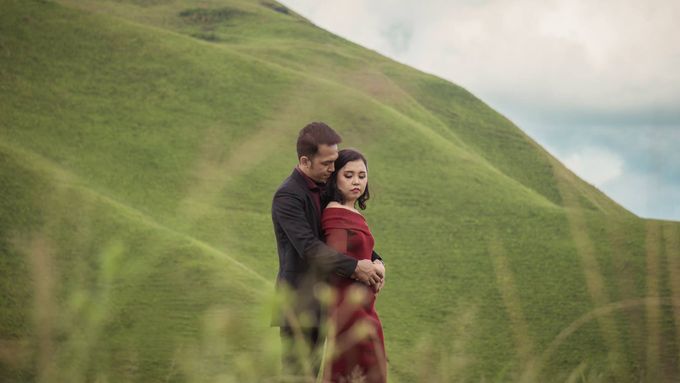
[271, 122, 388, 382]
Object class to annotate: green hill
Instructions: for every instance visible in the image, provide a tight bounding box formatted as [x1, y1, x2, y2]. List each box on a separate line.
[1, 0, 679, 381]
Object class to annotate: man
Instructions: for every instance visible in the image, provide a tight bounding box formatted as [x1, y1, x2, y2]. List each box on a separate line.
[271, 122, 385, 377]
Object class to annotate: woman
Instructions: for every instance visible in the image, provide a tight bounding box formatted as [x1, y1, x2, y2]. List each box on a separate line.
[322, 148, 387, 383]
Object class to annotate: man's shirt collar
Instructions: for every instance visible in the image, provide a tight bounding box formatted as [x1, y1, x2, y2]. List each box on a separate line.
[295, 166, 325, 191]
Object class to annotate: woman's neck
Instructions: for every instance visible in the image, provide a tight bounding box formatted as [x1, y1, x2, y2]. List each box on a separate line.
[342, 199, 357, 210]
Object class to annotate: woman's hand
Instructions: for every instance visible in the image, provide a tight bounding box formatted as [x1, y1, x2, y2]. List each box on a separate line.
[372, 260, 385, 294]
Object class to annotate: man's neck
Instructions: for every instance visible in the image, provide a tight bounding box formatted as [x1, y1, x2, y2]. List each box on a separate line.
[296, 165, 325, 184]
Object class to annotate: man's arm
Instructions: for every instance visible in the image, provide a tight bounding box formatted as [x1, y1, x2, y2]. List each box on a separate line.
[272, 191, 382, 284]
[273, 191, 356, 277]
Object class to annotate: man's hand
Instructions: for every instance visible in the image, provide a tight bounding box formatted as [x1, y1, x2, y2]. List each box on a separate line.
[352, 259, 383, 286]
[372, 260, 385, 294]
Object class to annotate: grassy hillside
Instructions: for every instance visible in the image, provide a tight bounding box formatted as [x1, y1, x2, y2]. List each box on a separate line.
[1, 0, 679, 381]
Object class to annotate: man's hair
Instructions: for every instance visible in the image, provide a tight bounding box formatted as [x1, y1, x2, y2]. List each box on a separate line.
[296, 122, 342, 159]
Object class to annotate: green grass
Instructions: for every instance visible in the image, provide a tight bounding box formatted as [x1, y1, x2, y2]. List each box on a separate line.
[1, 0, 680, 381]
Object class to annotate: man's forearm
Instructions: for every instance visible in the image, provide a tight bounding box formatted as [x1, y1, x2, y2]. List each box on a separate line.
[304, 241, 358, 277]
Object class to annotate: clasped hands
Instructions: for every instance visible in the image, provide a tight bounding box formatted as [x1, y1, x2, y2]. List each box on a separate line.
[352, 259, 386, 294]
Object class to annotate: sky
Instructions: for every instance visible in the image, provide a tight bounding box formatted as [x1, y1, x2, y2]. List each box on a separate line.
[280, 0, 680, 221]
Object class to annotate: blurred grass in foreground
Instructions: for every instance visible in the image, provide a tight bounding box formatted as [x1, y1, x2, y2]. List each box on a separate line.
[9, 236, 680, 383]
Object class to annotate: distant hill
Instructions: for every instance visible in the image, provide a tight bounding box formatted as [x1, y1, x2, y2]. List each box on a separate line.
[1, 0, 679, 381]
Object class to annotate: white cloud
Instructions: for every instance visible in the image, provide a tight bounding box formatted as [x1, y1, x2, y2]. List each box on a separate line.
[283, 0, 680, 113]
[563, 147, 624, 186]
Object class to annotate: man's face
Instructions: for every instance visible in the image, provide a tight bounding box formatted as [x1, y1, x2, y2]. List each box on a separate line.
[300, 144, 339, 183]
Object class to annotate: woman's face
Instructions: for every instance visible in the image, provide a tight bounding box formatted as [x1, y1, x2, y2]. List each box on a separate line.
[336, 159, 368, 204]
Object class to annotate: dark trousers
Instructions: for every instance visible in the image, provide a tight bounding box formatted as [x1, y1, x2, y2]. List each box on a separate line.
[280, 326, 324, 380]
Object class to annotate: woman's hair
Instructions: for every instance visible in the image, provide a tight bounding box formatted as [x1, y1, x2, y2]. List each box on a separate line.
[323, 148, 371, 210]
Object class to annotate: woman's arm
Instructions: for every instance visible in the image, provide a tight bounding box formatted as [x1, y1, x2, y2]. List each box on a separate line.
[325, 227, 384, 293]
[324, 227, 349, 254]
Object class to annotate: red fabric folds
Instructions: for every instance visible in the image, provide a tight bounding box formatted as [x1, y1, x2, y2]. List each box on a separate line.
[322, 207, 386, 383]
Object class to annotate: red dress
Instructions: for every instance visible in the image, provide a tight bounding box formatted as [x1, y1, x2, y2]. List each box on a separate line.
[322, 207, 387, 383]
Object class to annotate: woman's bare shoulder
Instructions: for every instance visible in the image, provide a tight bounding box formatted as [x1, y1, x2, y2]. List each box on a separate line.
[326, 201, 344, 209]
[324, 202, 362, 216]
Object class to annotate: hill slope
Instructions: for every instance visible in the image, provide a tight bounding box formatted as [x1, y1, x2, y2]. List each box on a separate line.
[1, 0, 679, 381]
